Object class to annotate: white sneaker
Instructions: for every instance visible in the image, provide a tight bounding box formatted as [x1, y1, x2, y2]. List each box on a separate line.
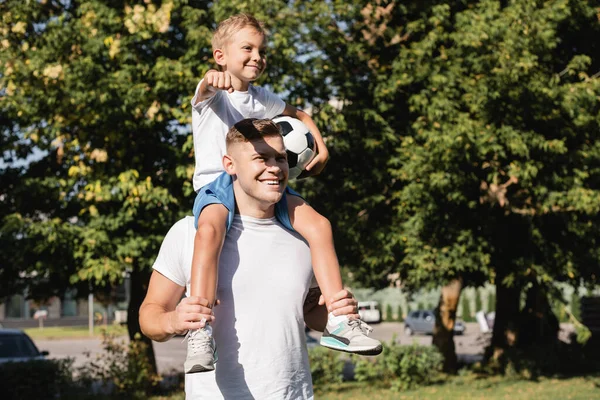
[320, 318, 383, 355]
[184, 327, 218, 373]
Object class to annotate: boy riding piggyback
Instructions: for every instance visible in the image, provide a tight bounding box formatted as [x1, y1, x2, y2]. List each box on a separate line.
[186, 13, 382, 374]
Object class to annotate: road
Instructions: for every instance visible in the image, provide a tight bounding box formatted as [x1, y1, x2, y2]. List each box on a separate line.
[36, 322, 487, 374]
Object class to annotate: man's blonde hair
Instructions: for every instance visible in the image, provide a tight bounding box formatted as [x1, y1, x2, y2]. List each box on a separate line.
[212, 13, 265, 51]
[226, 118, 281, 149]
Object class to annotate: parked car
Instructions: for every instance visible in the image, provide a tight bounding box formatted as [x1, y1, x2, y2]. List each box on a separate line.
[403, 310, 465, 336]
[358, 301, 382, 324]
[0, 329, 49, 364]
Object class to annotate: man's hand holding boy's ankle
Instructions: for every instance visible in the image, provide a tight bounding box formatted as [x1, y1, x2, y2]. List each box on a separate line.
[320, 289, 360, 320]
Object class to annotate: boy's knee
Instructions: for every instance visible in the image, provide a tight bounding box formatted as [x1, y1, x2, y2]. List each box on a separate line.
[306, 213, 332, 238]
[195, 220, 224, 242]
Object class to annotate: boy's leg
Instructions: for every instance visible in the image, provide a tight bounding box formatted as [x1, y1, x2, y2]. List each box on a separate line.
[185, 204, 228, 374]
[286, 195, 343, 308]
[190, 204, 228, 303]
[286, 194, 382, 355]
[186, 173, 235, 373]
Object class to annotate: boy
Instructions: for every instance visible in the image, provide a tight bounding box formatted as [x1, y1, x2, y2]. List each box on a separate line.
[186, 14, 382, 374]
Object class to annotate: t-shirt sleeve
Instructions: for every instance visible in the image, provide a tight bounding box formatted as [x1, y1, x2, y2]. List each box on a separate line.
[256, 86, 286, 118]
[190, 79, 218, 113]
[152, 220, 188, 287]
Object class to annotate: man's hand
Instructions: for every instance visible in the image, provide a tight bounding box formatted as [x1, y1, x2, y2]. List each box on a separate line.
[168, 296, 215, 336]
[204, 69, 234, 93]
[320, 289, 360, 320]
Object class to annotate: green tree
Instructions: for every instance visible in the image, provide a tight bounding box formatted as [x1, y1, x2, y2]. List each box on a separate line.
[385, 303, 394, 321]
[296, 0, 600, 372]
[0, 0, 214, 374]
[571, 290, 581, 321]
[475, 289, 483, 313]
[488, 291, 496, 313]
[397, 304, 404, 322]
[461, 295, 472, 322]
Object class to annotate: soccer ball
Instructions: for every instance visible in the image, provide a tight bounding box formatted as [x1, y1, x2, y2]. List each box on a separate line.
[273, 116, 317, 180]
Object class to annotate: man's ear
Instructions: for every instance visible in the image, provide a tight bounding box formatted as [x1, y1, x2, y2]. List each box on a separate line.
[223, 153, 235, 176]
[214, 48, 226, 67]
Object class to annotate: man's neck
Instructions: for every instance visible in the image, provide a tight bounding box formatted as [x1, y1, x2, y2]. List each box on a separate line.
[232, 183, 276, 219]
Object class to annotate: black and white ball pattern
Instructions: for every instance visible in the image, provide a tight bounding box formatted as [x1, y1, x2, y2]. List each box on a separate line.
[273, 116, 317, 179]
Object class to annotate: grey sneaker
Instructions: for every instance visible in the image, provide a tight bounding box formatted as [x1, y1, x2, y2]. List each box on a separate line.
[184, 327, 218, 373]
[320, 319, 383, 355]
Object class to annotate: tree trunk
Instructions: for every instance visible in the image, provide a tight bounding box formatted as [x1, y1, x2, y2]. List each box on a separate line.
[486, 267, 521, 365]
[519, 283, 559, 349]
[433, 277, 463, 373]
[127, 266, 158, 375]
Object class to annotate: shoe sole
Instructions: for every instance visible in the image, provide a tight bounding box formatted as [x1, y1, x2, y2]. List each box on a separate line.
[320, 338, 383, 356]
[184, 361, 215, 374]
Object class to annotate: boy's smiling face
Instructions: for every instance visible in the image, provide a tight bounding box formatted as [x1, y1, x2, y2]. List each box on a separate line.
[215, 27, 267, 91]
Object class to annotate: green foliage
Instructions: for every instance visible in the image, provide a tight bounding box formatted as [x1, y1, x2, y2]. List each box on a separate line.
[487, 292, 496, 314]
[397, 304, 404, 322]
[385, 303, 394, 321]
[461, 296, 473, 322]
[76, 333, 161, 398]
[570, 291, 581, 321]
[0, 358, 78, 400]
[353, 341, 443, 391]
[308, 346, 344, 386]
[475, 289, 483, 313]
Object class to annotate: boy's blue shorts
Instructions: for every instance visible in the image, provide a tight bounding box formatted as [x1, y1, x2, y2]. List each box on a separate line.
[193, 172, 299, 232]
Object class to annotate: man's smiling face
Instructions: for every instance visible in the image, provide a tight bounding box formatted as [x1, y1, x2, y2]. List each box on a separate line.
[225, 134, 289, 212]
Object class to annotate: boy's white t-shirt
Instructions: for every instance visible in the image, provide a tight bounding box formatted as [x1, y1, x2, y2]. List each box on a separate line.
[153, 215, 315, 400]
[191, 82, 286, 191]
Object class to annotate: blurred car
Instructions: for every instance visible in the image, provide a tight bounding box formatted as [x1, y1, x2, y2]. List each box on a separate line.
[403, 310, 465, 336]
[0, 329, 49, 364]
[358, 301, 382, 324]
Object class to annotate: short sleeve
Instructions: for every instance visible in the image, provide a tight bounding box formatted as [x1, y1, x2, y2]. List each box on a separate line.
[190, 79, 218, 113]
[253, 85, 285, 119]
[152, 219, 188, 287]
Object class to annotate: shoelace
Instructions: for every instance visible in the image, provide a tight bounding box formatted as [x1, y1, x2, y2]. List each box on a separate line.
[348, 319, 374, 335]
[184, 329, 213, 355]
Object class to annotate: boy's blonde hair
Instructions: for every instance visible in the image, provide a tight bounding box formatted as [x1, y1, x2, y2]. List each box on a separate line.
[212, 13, 265, 51]
[226, 118, 281, 149]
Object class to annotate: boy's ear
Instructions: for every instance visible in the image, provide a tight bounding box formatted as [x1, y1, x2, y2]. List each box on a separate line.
[223, 153, 235, 176]
[214, 48, 226, 67]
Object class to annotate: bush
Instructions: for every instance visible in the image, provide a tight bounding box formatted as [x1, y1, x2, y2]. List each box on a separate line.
[76, 333, 161, 399]
[397, 304, 404, 322]
[353, 341, 443, 391]
[308, 346, 344, 386]
[461, 296, 473, 322]
[487, 292, 496, 313]
[0, 358, 79, 400]
[385, 303, 394, 321]
[475, 289, 483, 313]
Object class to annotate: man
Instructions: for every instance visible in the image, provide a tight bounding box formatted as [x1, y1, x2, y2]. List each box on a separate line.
[139, 118, 361, 399]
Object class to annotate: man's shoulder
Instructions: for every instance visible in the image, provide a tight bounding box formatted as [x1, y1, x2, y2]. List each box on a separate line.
[167, 216, 195, 238]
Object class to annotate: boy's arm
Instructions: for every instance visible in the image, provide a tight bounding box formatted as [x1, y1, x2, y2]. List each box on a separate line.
[139, 271, 214, 342]
[193, 70, 235, 106]
[281, 104, 329, 177]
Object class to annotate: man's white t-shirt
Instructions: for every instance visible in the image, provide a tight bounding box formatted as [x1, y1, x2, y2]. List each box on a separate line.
[153, 215, 314, 400]
[191, 82, 286, 191]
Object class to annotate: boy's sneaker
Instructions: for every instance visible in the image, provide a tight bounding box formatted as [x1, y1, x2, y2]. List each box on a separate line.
[184, 327, 218, 373]
[320, 318, 383, 355]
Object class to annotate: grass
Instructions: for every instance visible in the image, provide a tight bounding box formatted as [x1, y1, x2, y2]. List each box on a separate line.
[315, 375, 600, 399]
[24, 324, 127, 340]
[147, 374, 600, 399]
